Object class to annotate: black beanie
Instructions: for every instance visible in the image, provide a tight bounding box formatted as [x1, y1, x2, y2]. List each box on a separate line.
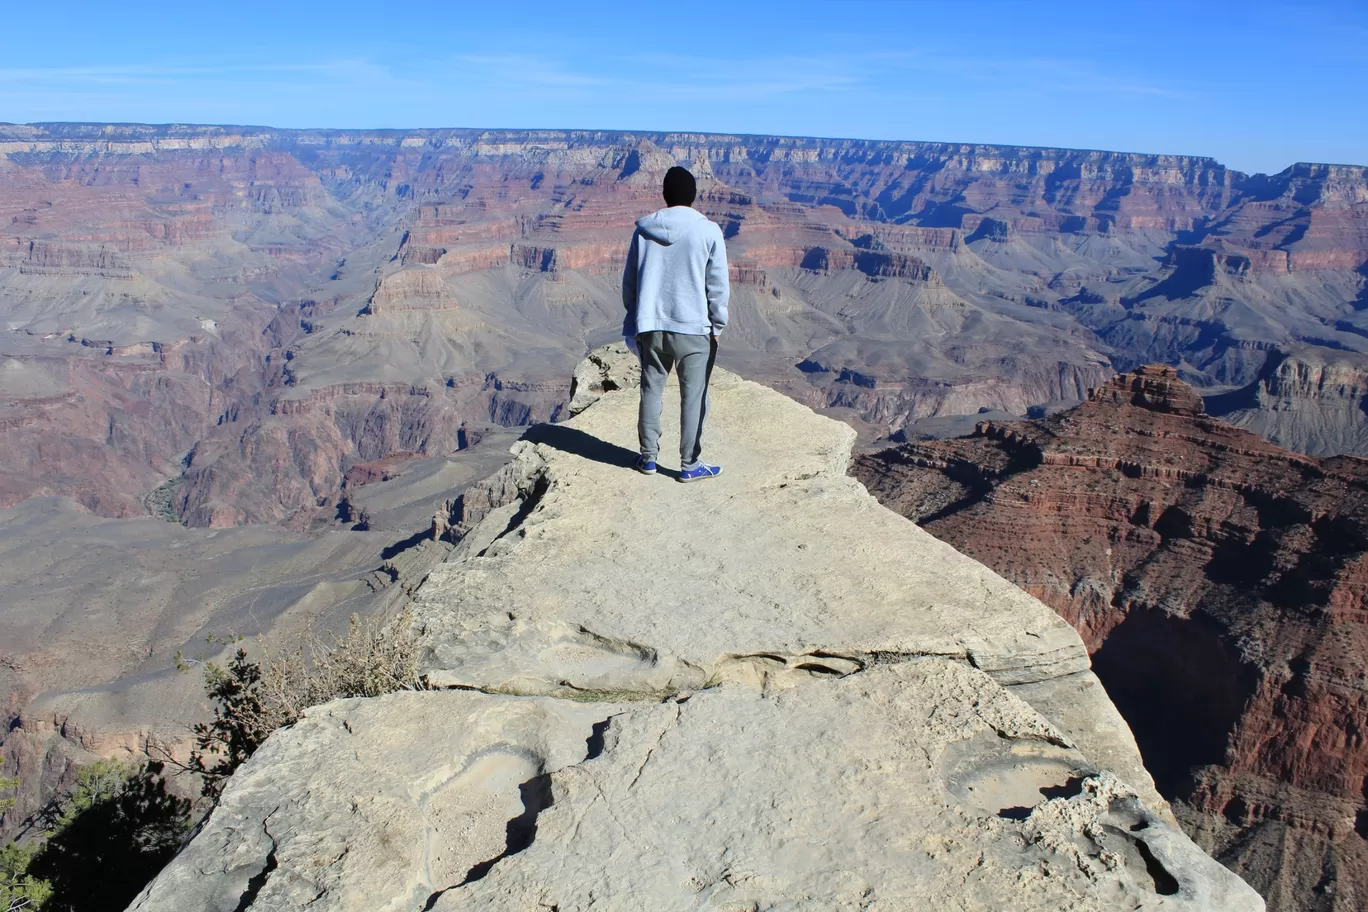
[663, 166, 697, 207]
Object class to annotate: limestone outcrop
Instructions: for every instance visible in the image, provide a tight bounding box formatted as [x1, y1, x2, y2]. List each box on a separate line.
[129, 348, 1262, 910]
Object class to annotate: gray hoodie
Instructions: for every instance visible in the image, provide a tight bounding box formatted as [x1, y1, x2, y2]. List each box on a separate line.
[622, 206, 729, 337]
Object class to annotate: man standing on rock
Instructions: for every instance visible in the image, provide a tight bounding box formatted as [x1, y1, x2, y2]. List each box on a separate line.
[622, 166, 730, 481]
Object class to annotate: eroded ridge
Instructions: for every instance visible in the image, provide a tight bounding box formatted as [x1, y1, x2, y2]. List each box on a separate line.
[130, 346, 1263, 911]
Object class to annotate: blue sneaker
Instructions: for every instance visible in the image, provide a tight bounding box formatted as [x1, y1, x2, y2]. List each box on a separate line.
[678, 463, 722, 483]
[634, 455, 657, 475]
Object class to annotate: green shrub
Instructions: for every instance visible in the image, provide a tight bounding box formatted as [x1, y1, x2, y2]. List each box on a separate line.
[1, 841, 53, 912]
[26, 761, 189, 912]
[1, 760, 188, 912]
[1, 757, 52, 912]
[0, 768, 15, 819]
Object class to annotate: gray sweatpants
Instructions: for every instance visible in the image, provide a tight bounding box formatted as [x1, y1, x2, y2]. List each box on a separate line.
[637, 331, 717, 470]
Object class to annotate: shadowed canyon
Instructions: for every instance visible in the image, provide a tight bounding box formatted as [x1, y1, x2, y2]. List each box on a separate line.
[1, 123, 1366, 909]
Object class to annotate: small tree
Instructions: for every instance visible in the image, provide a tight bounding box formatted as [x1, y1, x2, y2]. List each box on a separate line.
[188, 649, 273, 791]
[1, 842, 53, 912]
[1, 756, 53, 912]
[26, 761, 190, 912]
[189, 610, 425, 796]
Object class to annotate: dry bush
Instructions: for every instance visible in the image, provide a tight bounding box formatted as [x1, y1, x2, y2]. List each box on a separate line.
[190, 610, 425, 795]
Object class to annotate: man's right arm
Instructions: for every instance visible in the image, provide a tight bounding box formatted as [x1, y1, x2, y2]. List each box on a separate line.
[705, 227, 730, 336]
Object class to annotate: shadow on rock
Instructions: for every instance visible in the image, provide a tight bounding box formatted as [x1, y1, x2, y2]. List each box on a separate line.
[521, 424, 679, 477]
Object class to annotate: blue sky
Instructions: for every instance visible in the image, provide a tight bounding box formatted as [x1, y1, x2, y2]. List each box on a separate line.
[2, 0, 1364, 174]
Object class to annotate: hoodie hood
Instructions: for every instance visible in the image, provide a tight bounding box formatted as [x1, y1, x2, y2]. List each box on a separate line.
[635, 206, 708, 246]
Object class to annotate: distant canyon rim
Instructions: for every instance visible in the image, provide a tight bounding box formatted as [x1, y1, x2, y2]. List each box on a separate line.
[0, 124, 1365, 529]
[0, 123, 1365, 910]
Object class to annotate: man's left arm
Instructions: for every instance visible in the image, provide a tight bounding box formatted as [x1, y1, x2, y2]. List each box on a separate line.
[622, 231, 640, 332]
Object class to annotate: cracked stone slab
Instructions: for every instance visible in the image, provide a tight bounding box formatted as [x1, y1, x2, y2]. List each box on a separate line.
[410, 356, 1161, 809]
[442, 663, 1262, 911]
[125, 691, 626, 912]
[131, 662, 1262, 910]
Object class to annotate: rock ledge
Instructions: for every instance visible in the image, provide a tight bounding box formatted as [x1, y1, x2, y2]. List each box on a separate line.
[129, 346, 1263, 911]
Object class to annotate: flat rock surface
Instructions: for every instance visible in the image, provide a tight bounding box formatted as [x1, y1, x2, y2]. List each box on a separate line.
[127, 690, 623, 912]
[413, 352, 1159, 808]
[131, 665, 1261, 911]
[417, 360, 1089, 685]
[443, 661, 1256, 912]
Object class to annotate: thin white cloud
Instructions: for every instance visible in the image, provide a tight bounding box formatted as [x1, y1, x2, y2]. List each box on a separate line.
[0, 47, 1183, 112]
[0, 63, 344, 82]
[438, 47, 1183, 105]
[451, 54, 610, 88]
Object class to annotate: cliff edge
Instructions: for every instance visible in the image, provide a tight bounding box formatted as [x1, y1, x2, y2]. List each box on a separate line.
[855, 364, 1368, 911]
[128, 345, 1263, 911]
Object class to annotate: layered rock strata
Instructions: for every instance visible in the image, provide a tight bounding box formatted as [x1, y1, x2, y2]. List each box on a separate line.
[130, 348, 1262, 910]
[3, 124, 1367, 534]
[1207, 347, 1368, 458]
[854, 365, 1368, 911]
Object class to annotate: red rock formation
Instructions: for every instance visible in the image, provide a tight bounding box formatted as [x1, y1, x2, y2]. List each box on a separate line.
[853, 367, 1368, 910]
[1088, 363, 1206, 414]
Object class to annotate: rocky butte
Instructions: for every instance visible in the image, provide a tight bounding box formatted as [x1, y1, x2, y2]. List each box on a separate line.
[855, 365, 1368, 912]
[127, 346, 1262, 910]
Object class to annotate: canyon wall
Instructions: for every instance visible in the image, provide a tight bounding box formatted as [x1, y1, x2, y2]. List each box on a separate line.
[1207, 347, 1368, 458]
[1, 124, 1366, 533]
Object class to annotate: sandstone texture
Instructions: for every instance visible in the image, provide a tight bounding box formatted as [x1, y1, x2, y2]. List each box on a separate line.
[855, 366, 1368, 911]
[130, 353, 1262, 910]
